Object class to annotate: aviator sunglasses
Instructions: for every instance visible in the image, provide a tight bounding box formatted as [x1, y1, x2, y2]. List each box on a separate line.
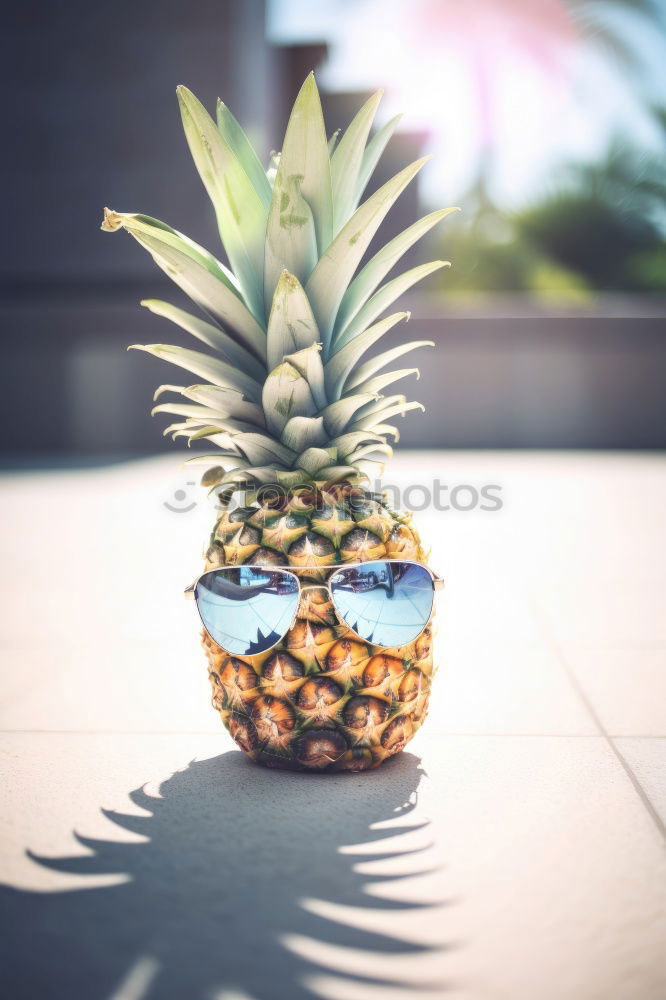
[185, 560, 444, 657]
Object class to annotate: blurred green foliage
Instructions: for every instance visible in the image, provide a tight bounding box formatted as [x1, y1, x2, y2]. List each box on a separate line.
[437, 112, 666, 298]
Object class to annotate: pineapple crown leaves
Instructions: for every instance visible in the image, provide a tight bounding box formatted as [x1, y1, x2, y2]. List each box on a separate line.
[102, 73, 458, 488]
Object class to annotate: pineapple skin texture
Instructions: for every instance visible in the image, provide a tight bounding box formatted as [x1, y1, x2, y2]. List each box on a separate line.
[201, 488, 435, 772]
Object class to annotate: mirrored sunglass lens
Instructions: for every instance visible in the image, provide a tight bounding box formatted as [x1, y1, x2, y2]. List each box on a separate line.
[329, 561, 433, 648]
[195, 567, 299, 656]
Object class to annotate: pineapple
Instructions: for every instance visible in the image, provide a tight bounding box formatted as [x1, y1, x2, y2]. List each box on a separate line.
[102, 74, 455, 771]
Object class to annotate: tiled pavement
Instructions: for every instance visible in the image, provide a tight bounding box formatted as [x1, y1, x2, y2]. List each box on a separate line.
[0, 452, 664, 999]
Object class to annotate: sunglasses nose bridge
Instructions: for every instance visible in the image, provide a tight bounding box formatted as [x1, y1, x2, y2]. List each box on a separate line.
[294, 583, 342, 625]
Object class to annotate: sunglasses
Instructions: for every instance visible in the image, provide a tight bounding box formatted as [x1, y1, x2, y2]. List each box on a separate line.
[185, 560, 444, 657]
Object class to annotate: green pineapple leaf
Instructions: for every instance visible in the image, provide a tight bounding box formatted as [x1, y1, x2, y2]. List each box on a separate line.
[315, 465, 364, 483]
[152, 403, 226, 420]
[128, 344, 262, 402]
[345, 441, 394, 464]
[215, 99, 272, 209]
[278, 74, 333, 253]
[334, 260, 449, 350]
[220, 466, 306, 487]
[297, 447, 338, 476]
[263, 74, 333, 310]
[180, 385, 265, 426]
[352, 113, 402, 208]
[230, 432, 296, 468]
[264, 174, 318, 311]
[306, 158, 429, 352]
[328, 430, 387, 459]
[324, 312, 409, 399]
[345, 340, 434, 391]
[102, 210, 241, 293]
[280, 415, 328, 452]
[153, 405, 260, 438]
[331, 90, 383, 229]
[177, 86, 267, 319]
[335, 207, 458, 337]
[353, 393, 407, 418]
[185, 427, 237, 446]
[141, 300, 265, 380]
[348, 367, 420, 396]
[153, 384, 188, 400]
[351, 399, 425, 430]
[284, 343, 327, 410]
[262, 360, 318, 438]
[266, 271, 320, 370]
[183, 452, 250, 469]
[105, 212, 266, 360]
[327, 129, 341, 156]
[318, 394, 378, 437]
[364, 422, 401, 441]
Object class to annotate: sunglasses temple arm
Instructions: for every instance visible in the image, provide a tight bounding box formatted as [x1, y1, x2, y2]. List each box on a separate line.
[184, 582, 196, 600]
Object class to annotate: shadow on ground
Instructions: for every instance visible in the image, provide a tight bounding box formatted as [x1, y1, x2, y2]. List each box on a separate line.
[0, 750, 443, 999]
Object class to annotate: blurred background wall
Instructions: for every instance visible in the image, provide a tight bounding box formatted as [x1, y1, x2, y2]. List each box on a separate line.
[2, 0, 665, 459]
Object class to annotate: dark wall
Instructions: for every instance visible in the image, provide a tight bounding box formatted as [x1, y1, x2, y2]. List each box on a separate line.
[2, 0, 275, 285]
[1, 0, 277, 456]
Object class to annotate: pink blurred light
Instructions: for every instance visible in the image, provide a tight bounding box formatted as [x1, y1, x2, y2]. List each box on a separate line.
[411, 0, 579, 149]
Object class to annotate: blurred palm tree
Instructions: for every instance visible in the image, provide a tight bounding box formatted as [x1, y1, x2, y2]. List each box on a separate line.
[567, 0, 663, 72]
[515, 120, 666, 292]
[438, 124, 666, 296]
[455, 0, 665, 209]
[433, 1, 666, 297]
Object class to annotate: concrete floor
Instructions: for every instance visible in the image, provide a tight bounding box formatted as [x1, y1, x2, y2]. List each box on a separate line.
[0, 451, 664, 1000]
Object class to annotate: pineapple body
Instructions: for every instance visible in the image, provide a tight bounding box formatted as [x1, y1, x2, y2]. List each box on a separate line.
[202, 487, 434, 771]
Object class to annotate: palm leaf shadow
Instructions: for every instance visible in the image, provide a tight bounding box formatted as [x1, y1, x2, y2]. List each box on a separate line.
[0, 750, 450, 999]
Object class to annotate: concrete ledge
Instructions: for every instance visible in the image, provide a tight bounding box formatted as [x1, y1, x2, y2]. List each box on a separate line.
[1, 292, 665, 452]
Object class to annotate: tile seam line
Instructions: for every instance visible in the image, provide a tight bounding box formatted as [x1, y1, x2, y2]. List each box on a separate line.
[530, 594, 666, 841]
[0, 729, 617, 737]
[0, 730, 230, 736]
